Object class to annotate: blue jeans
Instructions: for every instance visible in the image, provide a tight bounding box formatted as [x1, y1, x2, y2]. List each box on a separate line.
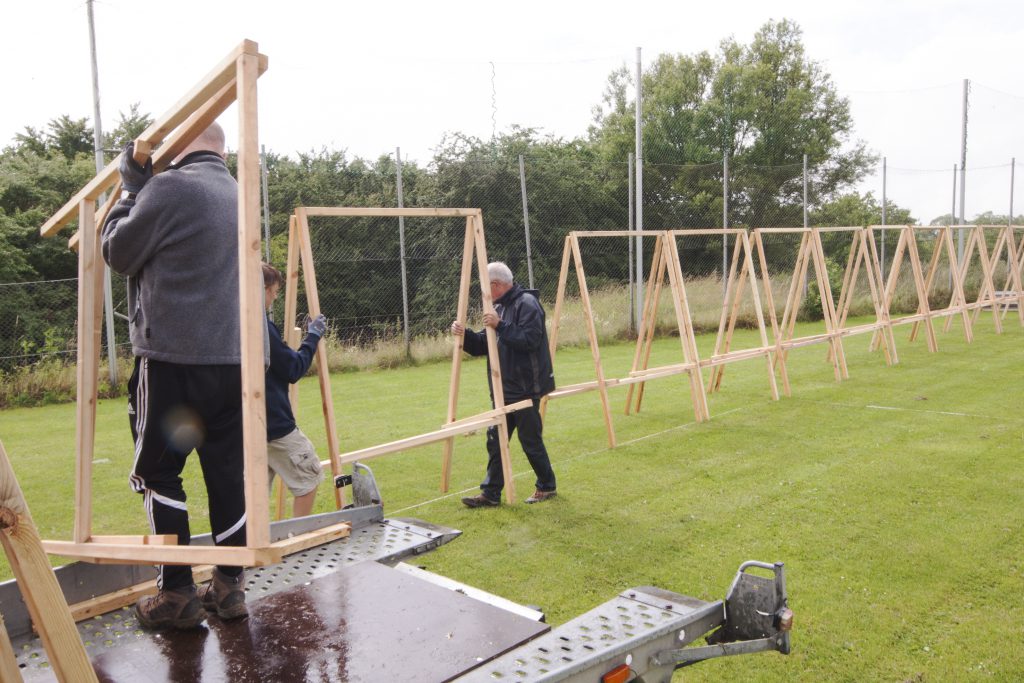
[481, 398, 556, 501]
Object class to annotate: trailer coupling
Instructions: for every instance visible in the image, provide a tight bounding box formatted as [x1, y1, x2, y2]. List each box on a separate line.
[650, 560, 792, 670]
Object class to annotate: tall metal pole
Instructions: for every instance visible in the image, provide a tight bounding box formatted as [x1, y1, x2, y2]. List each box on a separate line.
[1010, 158, 1016, 227]
[395, 147, 410, 356]
[628, 152, 636, 332]
[950, 163, 957, 289]
[260, 145, 271, 262]
[958, 79, 969, 260]
[87, 0, 118, 385]
[634, 47, 644, 322]
[722, 151, 729, 295]
[518, 154, 534, 289]
[881, 156, 887, 275]
[802, 154, 808, 228]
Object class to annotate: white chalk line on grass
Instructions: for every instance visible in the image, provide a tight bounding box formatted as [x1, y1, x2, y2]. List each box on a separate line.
[790, 397, 1018, 422]
[388, 406, 744, 516]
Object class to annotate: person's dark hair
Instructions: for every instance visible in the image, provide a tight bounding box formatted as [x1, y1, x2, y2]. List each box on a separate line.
[262, 263, 283, 289]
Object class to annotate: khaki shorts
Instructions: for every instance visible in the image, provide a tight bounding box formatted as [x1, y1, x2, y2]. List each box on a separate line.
[267, 428, 325, 496]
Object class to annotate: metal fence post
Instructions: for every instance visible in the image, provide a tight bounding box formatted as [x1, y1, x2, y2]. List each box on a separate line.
[723, 151, 729, 296]
[802, 153, 808, 295]
[628, 152, 636, 332]
[950, 163, 957, 289]
[958, 79, 969, 261]
[261, 145, 271, 263]
[518, 154, 534, 290]
[634, 47, 644, 323]
[396, 147, 410, 356]
[881, 156, 887, 276]
[87, 0, 118, 385]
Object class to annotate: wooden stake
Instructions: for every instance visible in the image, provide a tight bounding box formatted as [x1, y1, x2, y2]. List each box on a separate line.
[73, 199, 101, 544]
[440, 216, 478, 492]
[295, 210, 345, 509]
[473, 214, 516, 503]
[570, 234, 617, 447]
[753, 230, 791, 396]
[1, 439, 98, 682]
[664, 235, 710, 421]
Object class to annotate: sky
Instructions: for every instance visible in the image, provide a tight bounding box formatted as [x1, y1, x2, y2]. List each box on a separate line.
[3, 0, 1024, 223]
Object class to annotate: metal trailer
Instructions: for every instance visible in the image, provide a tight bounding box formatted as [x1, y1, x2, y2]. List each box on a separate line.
[3, 466, 792, 682]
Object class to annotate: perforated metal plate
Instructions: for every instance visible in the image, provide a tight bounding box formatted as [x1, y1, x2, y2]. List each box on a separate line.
[13, 518, 457, 681]
[453, 588, 723, 682]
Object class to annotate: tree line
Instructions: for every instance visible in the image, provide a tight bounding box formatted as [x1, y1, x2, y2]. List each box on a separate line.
[0, 19, 967, 368]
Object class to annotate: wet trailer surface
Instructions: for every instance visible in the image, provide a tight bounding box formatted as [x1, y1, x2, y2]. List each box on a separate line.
[12, 515, 547, 682]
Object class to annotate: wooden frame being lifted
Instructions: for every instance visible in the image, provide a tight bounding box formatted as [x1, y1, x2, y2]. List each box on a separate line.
[288, 207, 522, 503]
[35, 41, 348, 567]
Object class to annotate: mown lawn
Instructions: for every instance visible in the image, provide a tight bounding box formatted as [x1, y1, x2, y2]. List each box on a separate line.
[0, 314, 1021, 681]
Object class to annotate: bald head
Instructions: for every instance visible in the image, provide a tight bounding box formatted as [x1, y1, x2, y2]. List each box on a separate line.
[174, 122, 226, 162]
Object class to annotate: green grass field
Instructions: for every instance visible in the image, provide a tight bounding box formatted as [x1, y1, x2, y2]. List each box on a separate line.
[1, 314, 1021, 680]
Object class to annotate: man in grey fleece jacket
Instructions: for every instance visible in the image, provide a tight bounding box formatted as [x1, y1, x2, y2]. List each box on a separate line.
[101, 123, 250, 630]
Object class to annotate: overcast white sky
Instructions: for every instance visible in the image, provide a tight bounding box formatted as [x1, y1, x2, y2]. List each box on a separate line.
[4, 0, 1024, 223]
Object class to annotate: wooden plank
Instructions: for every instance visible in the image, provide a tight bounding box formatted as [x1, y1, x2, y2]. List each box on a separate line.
[861, 228, 898, 362]
[753, 230, 791, 396]
[569, 234, 617, 447]
[282, 216, 303, 519]
[445, 399, 533, 430]
[87, 535, 177, 545]
[570, 230, 675, 237]
[632, 235, 669, 413]
[473, 214, 516, 503]
[811, 229, 849, 379]
[295, 209, 345, 509]
[0, 439, 98, 683]
[302, 207, 481, 218]
[340, 415, 501, 464]
[236, 52, 272, 548]
[73, 200, 101, 545]
[664, 235, 710, 421]
[0, 613, 22, 683]
[706, 231, 744, 392]
[541, 235, 574, 422]
[41, 42, 265, 238]
[902, 225, 938, 352]
[269, 521, 351, 555]
[740, 231, 781, 400]
[441, 217, 477, 492]
[41, 540, 280, 566]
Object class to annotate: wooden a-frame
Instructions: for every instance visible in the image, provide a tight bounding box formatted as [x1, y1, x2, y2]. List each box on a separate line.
[544, 231, 710, 437]
[823, 227, 897, 366]
[964, 225, 1024, 329]
[288, 208, 521, 503]
[36, 42, 350, 567]
[941, 225, 1003, 336]
[992, 225, 1024, 322]
[906, 226, 974, 344]
[752, 227, 848, 394]
[677, 229, 778, 402]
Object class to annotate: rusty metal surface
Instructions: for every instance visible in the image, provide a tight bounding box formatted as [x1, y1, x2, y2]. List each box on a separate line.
[71, 561, 547, 683]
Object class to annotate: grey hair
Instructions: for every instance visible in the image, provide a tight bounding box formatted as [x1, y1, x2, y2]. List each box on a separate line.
[488, 262, 514, 285]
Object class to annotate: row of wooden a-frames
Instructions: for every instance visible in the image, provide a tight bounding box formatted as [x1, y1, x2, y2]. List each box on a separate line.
[539, 225, 1024, 449]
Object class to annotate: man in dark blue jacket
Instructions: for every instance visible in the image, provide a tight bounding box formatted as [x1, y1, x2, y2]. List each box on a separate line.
[262, 264, 326, 518]
[451, 262, 557, 507]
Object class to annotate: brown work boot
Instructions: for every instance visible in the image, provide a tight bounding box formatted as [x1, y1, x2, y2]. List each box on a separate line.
[134, 585, 205, 630]
[462, 494, 500, 508]
[525, 489, 557, 504]
[197, 568, 248, 620]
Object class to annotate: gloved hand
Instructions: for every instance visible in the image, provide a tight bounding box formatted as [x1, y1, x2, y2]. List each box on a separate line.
[119, 142, 153, 194]
[307, 314, 327, 339]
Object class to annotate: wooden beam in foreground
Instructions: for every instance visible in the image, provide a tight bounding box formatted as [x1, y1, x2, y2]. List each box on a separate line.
[0, 439, 97, 682]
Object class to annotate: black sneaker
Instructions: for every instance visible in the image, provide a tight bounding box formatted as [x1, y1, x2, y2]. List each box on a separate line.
[462, 494, 500, 508]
